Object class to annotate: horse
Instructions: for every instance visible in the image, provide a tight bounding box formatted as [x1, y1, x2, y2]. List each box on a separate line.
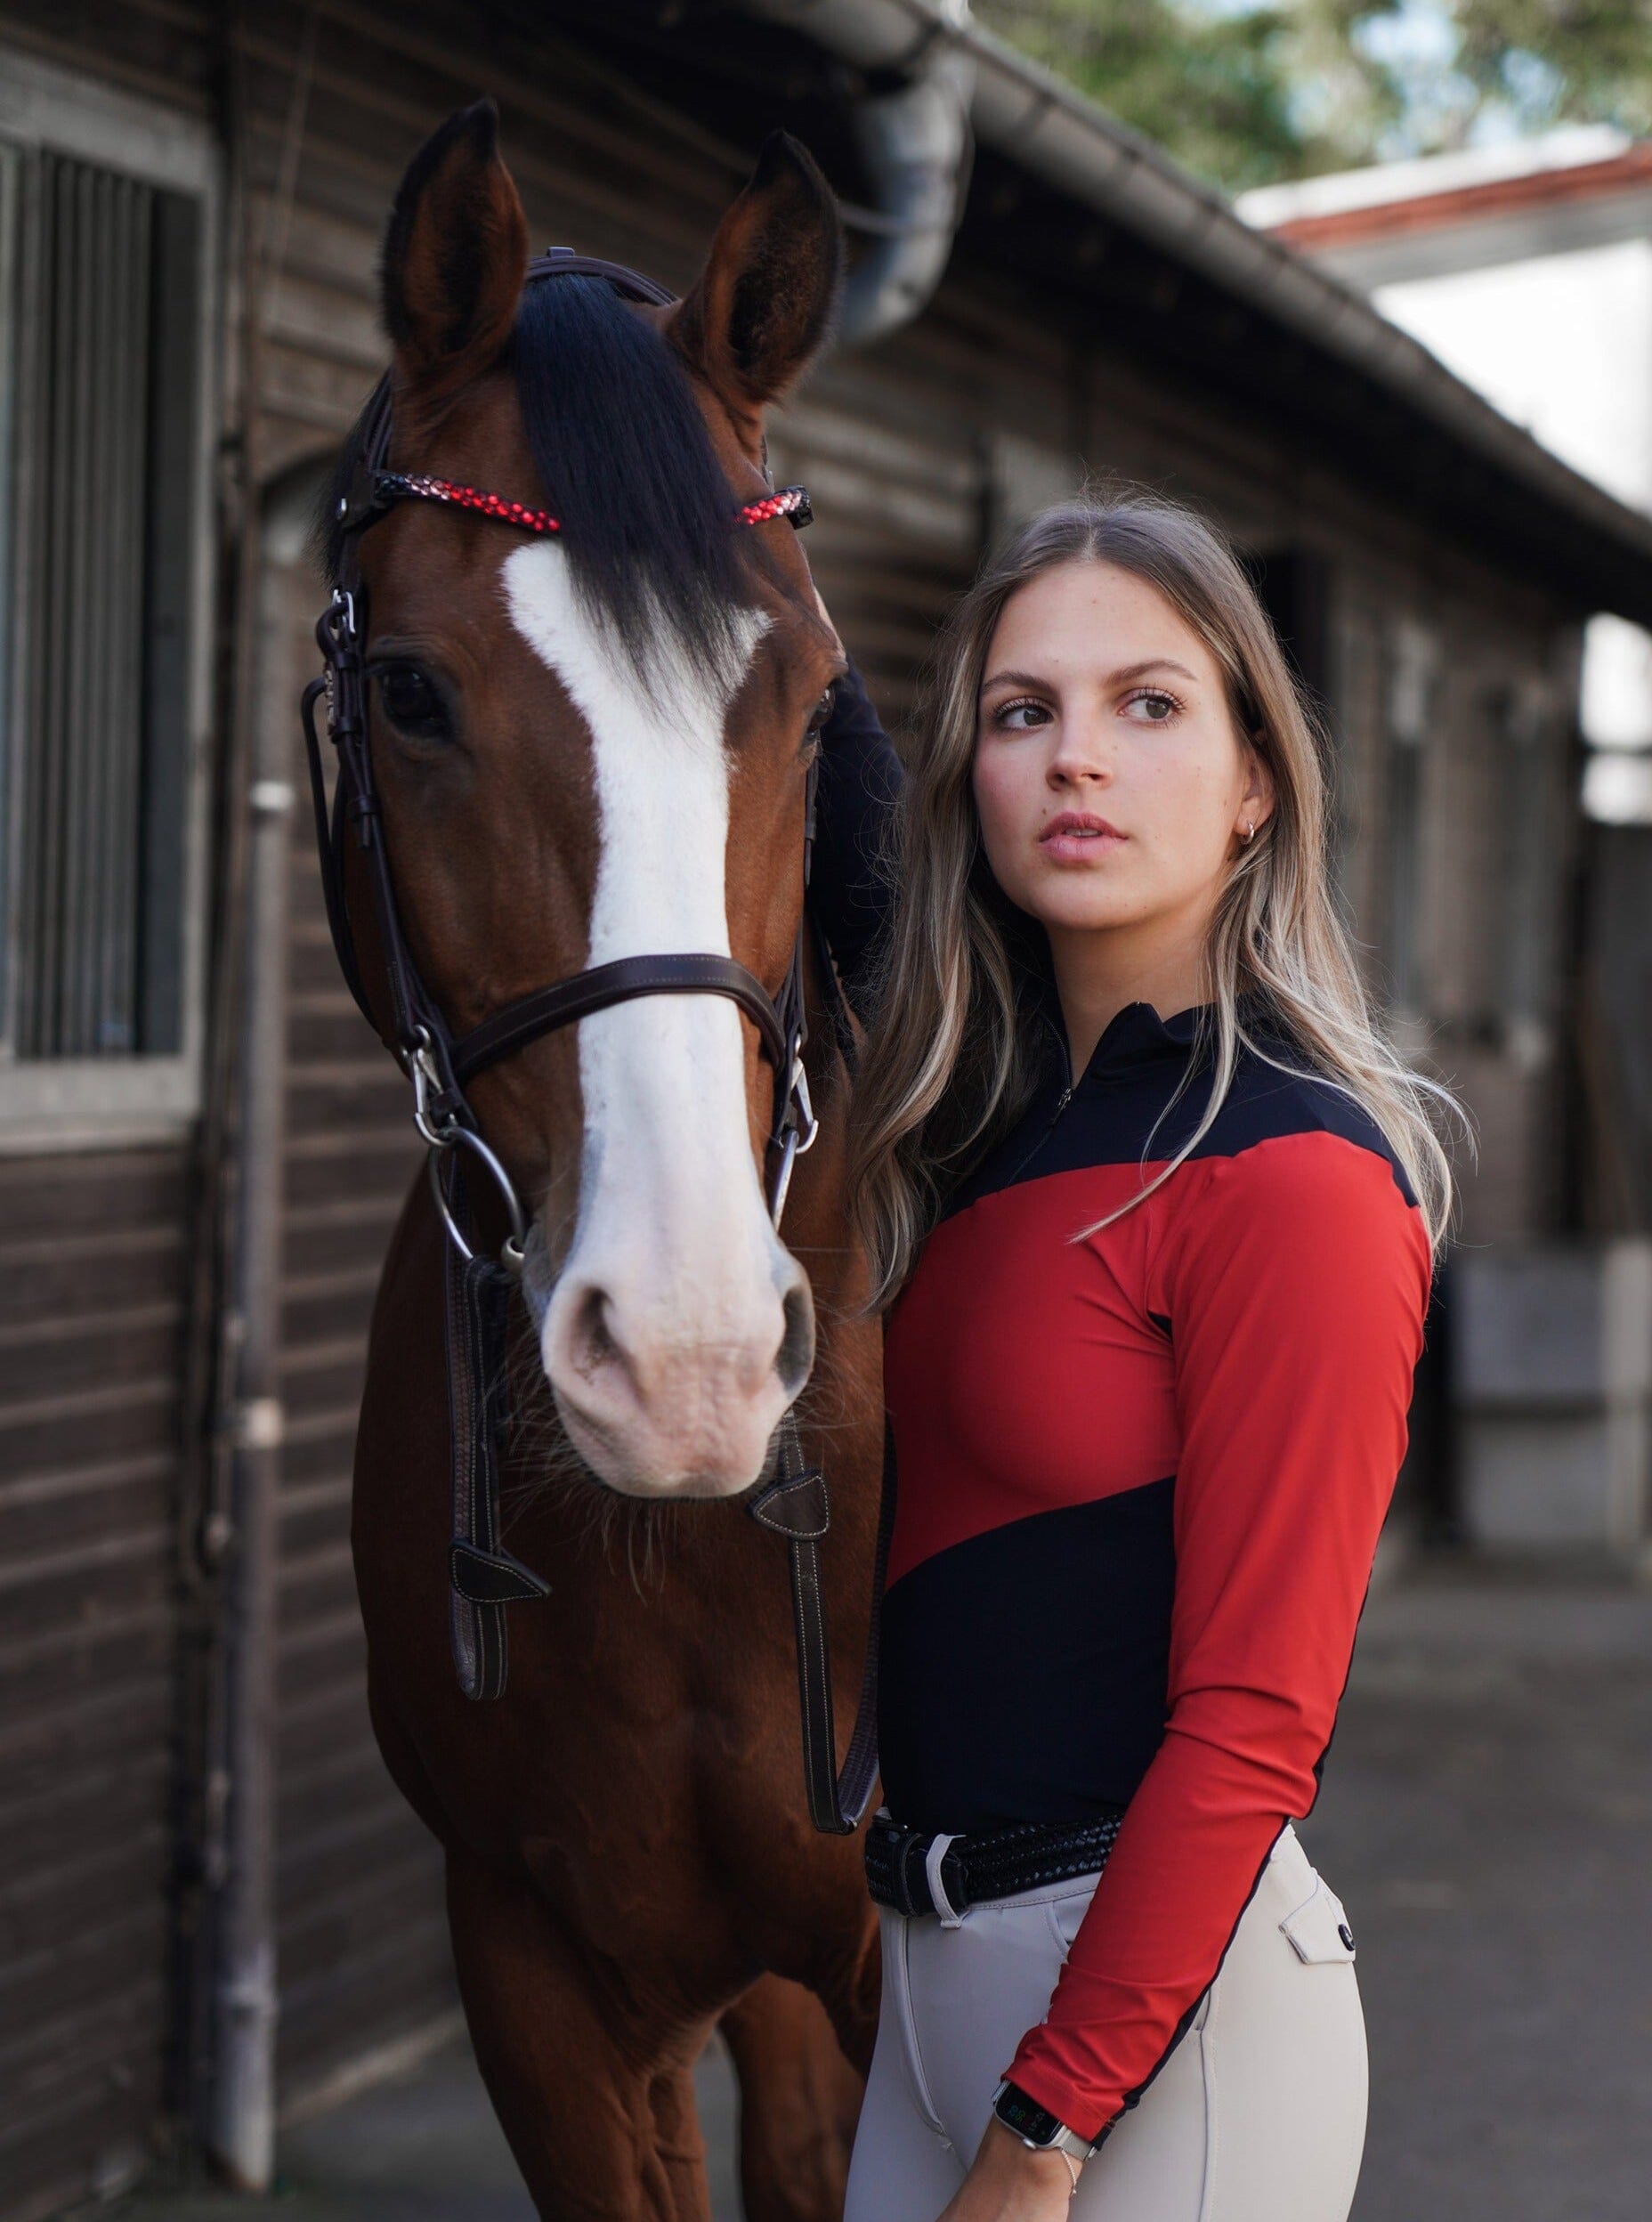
[328, 101, 887, 2221]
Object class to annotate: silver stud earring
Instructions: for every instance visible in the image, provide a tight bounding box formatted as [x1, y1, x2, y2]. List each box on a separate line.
[1241, 821, 1256, 843]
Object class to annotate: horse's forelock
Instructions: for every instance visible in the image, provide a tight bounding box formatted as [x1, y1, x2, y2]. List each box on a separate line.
[317, 275, 766, 703]
[511, 275, 761, 695]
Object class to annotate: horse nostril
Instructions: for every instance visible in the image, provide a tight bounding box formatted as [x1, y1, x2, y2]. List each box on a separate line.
[568, 1279, 622, 1380]
[776, 1278, 814, 1398]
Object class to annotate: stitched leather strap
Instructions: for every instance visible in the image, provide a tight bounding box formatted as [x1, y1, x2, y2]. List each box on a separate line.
[441, 1160, 548, 1701]
[743, 1413, 896, 1835]
[450, 953, 790, 1086]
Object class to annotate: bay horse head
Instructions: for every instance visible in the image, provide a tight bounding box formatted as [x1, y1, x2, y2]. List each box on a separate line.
[322, 101, 847, 1501]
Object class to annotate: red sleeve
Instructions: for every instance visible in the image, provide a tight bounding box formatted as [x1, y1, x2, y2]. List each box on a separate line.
[1002, 1129, 1434, 2143]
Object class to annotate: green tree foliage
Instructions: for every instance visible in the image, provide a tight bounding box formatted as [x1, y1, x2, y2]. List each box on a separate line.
[975, 0, 1309, 191]
[1443, 0, 1652, 136]
[973, 0, 1652, 193]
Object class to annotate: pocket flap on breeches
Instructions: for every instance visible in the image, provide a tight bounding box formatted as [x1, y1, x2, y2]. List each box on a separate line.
[1279, 1877, 1357, 1965]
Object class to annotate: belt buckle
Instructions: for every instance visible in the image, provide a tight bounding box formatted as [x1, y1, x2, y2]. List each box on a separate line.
[883, 1822, 928, 1918]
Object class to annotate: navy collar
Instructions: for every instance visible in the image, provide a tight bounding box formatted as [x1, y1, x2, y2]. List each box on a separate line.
[1022, 959, 1266, 1091]
[1087, 996, 1212, 1075]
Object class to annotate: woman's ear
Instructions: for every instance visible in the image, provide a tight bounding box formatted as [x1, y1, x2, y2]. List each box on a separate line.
[669, 131, 842, 456]
[379, 98, 528, 428]
[1241, 734, 1277, 834]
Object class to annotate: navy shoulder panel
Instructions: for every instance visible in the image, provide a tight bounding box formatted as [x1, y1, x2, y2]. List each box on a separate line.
[943, 1013, 1421, 1215]
[1194, 1042, 1421, 1209]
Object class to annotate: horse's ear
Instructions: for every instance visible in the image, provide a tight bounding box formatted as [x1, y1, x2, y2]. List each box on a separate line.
[670, 132, 842, 442]
[379, 98, 528, 415]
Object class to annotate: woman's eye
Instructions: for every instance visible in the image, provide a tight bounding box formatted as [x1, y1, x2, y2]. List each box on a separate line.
[1125, 691, 1180, 724]
[375, 661, 453, 743]
[994, 698, 1050, 731]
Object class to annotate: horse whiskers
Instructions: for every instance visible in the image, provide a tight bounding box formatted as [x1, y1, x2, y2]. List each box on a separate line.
[496, 1220, 880, 1545]
[490, 1342, 858, 1606]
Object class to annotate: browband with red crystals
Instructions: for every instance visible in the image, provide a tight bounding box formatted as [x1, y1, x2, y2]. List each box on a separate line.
[339, 467, 812, 538]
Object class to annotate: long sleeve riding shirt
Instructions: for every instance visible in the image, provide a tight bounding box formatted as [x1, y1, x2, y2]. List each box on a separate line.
[809, 660, 1436, 2153]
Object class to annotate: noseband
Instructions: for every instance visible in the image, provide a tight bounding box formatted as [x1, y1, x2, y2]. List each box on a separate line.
[302, 248, 889, 1837]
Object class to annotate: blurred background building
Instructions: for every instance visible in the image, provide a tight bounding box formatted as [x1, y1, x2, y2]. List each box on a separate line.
[0, 4, 1648, 2220]
[1239, 126, 1652, 815]
[1240, 126, 1652, 1556]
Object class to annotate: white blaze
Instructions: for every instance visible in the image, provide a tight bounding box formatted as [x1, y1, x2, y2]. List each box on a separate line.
[502, 539, 806, 1493]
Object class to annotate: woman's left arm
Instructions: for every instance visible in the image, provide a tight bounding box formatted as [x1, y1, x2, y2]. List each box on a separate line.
[999, 1127, 1436, 2150]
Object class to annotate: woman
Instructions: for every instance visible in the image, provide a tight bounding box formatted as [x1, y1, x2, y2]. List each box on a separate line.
[809, 489, 1466, 2222]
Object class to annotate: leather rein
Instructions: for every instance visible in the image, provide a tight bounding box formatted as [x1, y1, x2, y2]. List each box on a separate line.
[301, 248, 890, 1835]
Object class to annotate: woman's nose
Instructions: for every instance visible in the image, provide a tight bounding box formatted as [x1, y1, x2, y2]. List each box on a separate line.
[1047, 721, 1113, 783]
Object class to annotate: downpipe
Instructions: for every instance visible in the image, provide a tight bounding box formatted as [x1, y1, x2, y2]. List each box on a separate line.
[834, 5, 975, 348]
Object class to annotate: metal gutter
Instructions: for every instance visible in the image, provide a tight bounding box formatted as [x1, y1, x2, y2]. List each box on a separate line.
[745, 0, 1652, 605]
[835, 24, 974, 348]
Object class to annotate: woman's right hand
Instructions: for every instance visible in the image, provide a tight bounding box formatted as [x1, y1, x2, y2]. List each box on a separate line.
[932, 2113, 1081, 2219]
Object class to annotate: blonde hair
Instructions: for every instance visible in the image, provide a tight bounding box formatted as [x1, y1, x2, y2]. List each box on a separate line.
[846, 486, 1473, 1310]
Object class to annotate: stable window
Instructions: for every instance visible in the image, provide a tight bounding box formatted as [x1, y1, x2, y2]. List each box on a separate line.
[0, 55, 215, 1141]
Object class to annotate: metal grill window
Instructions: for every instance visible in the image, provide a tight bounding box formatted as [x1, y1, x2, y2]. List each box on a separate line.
[2, 147, 201, 1062]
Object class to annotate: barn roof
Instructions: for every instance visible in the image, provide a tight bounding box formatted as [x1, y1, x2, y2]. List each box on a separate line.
[741, 0, 1652, 626]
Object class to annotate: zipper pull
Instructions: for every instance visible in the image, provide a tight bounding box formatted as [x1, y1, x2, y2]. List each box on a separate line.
[1000, 1077, 1078, 1191]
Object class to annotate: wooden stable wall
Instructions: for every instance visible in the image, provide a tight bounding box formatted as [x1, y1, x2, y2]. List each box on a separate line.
[0, 1148, 195, 2219]
[0, 3, 1599, 2218]
[0, 12, 215, 2221]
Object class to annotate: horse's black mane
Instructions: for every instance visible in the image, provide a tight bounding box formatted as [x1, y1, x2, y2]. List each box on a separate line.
[319, 273, 763, 685]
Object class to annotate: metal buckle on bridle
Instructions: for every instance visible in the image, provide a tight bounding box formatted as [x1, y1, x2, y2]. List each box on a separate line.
[767, 1052, 819, 1230]
[405, 1027, 529, 1278]
[318, 590, 360, 698]
[404, 1026, 459, 1147]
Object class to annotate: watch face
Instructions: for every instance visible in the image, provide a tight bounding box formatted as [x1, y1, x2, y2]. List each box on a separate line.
[994, 2081, 1065, 2146]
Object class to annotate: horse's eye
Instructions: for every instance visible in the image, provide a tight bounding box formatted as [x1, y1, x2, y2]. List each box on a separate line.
[375, 661, 453, 744]
[806, 685, 836, 739]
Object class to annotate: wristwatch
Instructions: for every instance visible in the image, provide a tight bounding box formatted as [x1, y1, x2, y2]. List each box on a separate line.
[991, 2077, 1099, 2167]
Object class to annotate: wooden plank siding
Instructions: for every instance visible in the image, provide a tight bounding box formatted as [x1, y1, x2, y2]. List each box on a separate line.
[0, 1149, 192, 2222]
[0, 11, 215, 2219]
[0, 0, 213, 117]
[264, 527, 446, 2112]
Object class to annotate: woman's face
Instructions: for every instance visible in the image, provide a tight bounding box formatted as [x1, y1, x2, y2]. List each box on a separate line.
[970, 558, 1273, 951]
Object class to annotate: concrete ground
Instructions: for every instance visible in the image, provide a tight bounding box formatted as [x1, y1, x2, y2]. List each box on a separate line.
[1305, 1558, 1652, 2222]
[122, 1559, 1652, 2222]
[115, 2036, 741, 2221]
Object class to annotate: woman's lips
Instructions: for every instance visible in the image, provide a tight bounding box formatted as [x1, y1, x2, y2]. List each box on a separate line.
[1039, 814, 1127, 864]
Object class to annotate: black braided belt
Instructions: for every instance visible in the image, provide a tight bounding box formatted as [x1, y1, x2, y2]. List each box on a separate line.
[865, 1807, 1128, 1918]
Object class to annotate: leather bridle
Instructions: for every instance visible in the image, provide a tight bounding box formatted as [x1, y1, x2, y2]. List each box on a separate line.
[305, 250, 825, 1262]
[301, 247, 890, 1836]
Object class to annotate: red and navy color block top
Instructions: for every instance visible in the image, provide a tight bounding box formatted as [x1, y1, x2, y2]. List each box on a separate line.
[814, 661, 1435, 2149]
